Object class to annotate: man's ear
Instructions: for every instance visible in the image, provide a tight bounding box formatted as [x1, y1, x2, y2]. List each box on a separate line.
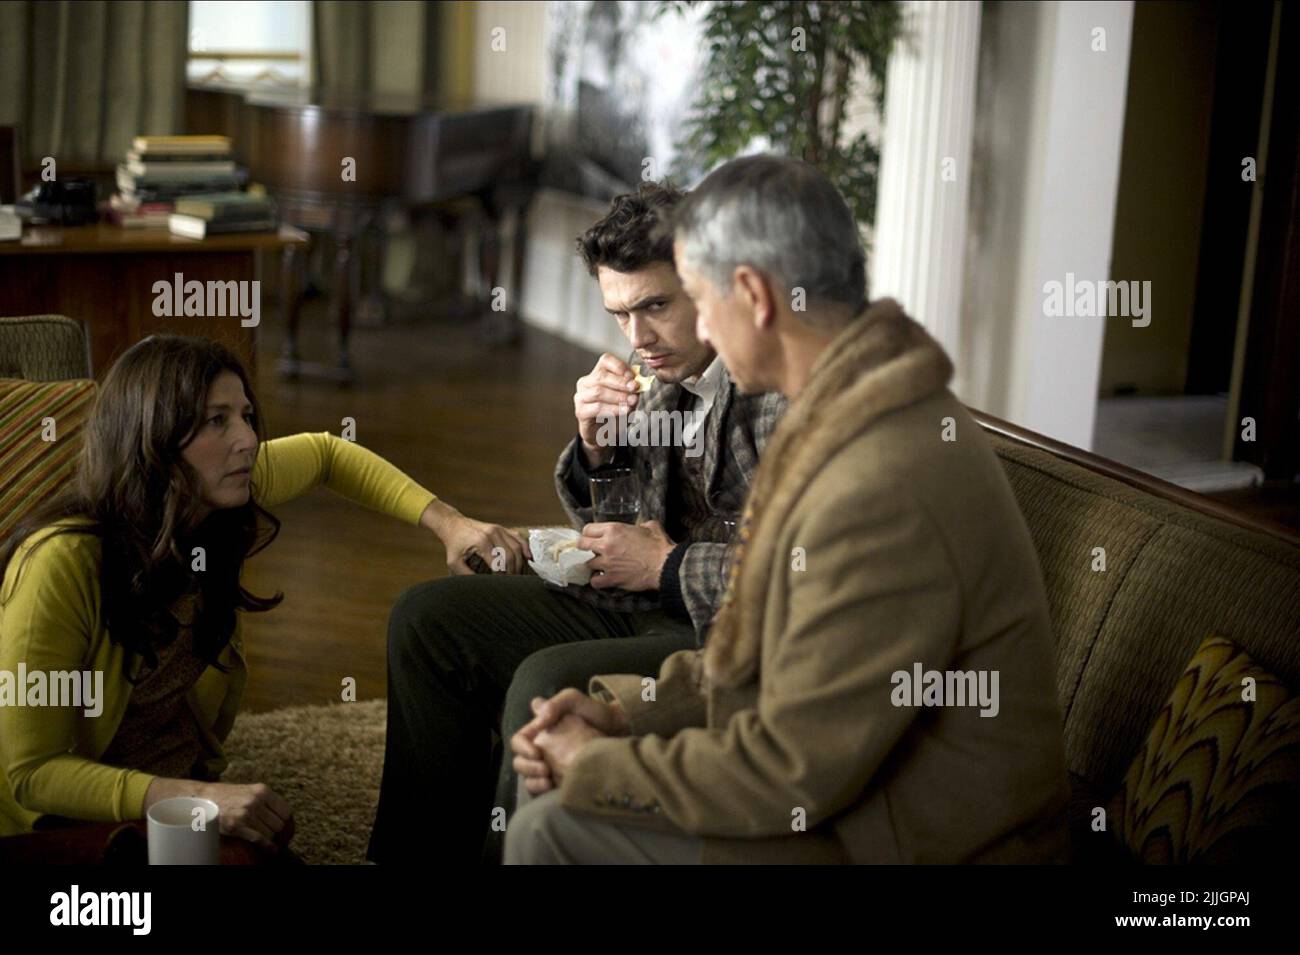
[733, 265, 776, 330]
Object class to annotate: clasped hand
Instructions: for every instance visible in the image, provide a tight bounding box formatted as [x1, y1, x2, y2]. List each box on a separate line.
[510, 688, 629, 795]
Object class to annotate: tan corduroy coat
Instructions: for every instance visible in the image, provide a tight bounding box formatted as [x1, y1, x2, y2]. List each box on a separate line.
[560, 299, 1070, 863]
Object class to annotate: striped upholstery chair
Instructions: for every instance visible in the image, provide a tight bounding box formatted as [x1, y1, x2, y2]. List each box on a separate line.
[0, 378, 95, 539]
[0, 315, 91, 381]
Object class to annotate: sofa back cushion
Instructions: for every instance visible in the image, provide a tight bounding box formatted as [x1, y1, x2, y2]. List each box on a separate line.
[0, 378, 96, 539]
[985, 433, 1300, 797]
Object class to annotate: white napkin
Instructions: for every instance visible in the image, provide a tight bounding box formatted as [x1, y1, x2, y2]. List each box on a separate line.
[528, 527, 596, 587]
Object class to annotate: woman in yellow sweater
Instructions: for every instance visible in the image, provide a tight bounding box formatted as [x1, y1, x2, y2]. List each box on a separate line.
[0, 335, 529, 851]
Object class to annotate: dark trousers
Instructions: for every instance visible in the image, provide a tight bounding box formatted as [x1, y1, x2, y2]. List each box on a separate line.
[366, 573, 696, 865]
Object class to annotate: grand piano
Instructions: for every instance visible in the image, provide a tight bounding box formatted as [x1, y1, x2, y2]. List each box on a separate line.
[186, 83, 538, 382]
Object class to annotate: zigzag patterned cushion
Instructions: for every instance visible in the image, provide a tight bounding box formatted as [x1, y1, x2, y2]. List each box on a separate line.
[0, 378, 96, 540]
[1109, 634, 1300, 863]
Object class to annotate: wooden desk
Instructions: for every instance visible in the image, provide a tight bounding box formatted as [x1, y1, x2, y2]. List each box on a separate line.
[0, 222, 309, 377]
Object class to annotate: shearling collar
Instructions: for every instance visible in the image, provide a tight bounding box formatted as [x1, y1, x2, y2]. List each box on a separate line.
[703, 298, 954, 688]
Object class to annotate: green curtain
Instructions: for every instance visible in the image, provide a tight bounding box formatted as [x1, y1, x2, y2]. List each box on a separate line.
[312, 0, 373, 93]
[312, 0, 450, 95]
[0, 0, 188, 167]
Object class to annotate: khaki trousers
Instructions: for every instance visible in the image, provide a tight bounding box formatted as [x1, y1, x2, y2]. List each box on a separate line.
[505, 778, 702, 865]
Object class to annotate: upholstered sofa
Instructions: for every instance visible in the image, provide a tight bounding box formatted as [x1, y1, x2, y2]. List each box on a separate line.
[974, 410, 1300, 862]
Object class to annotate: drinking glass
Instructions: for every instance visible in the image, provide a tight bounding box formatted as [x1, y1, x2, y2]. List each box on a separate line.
[590, 468, 642, 524]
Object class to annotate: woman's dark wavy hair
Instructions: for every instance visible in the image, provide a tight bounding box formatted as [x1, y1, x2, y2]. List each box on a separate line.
[0, 335, 283, 674]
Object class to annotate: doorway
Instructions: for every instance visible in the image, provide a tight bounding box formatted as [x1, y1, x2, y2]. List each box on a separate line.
[1094, 0, 1284, 496]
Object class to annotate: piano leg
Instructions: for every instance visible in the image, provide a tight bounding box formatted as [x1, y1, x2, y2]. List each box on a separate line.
[333, 229, 355, 383]
[356, 210, 388, 328]
[477, 197, 522, 346]
[276, 226, 357, 385]
[278, 242, 304, 376]
[509, 203, 529, 327]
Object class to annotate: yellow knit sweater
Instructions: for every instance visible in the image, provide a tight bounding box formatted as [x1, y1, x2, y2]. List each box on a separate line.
[0, 432, 435, 835]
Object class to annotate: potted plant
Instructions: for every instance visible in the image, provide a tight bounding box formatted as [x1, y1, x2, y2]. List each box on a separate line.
[658, 0, 903, 227]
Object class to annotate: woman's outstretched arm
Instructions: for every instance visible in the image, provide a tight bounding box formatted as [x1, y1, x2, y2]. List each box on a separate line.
[252, 432, 530, 573]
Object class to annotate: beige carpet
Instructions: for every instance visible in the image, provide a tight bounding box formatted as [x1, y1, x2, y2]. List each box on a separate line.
[222, 698, 387, 865]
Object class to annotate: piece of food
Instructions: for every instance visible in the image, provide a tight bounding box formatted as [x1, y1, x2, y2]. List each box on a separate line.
[546, 538, 582, 562]
[631, 364, 655, 394]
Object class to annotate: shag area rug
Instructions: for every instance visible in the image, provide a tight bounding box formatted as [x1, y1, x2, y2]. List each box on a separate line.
[222, 698, 387, 865]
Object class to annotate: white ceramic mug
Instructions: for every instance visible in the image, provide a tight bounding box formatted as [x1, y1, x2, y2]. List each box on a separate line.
[147, 796, 220, 865]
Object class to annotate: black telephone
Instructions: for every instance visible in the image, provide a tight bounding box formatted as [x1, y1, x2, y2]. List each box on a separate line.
[16, 177, 99, 225]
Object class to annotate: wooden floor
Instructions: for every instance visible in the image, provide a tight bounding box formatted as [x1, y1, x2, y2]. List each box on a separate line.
[240, 298, 594, 712]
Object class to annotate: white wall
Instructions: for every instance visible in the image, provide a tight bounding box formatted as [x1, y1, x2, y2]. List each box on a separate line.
[517, 188, 631, 356]
[958, 0, 1134, 449]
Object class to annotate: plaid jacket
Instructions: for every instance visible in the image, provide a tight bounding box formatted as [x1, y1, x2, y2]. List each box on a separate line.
[553, 364, 786, 639]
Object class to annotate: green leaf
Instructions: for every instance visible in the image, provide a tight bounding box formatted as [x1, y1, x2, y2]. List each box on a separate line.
[657, 0, 902, 225]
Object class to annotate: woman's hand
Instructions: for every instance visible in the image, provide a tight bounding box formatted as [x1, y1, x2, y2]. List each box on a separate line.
[420, 499, 531, 575]
[197, 781, 295, 853]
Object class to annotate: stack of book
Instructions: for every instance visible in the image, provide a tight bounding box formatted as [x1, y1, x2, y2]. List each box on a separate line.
[115, 136, 244, 207]
[168, 192, 278, 239]
[104, 193, 174, 229]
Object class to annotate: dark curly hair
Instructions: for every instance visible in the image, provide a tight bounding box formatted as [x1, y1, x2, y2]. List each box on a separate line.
[576, 181, 685, 277]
